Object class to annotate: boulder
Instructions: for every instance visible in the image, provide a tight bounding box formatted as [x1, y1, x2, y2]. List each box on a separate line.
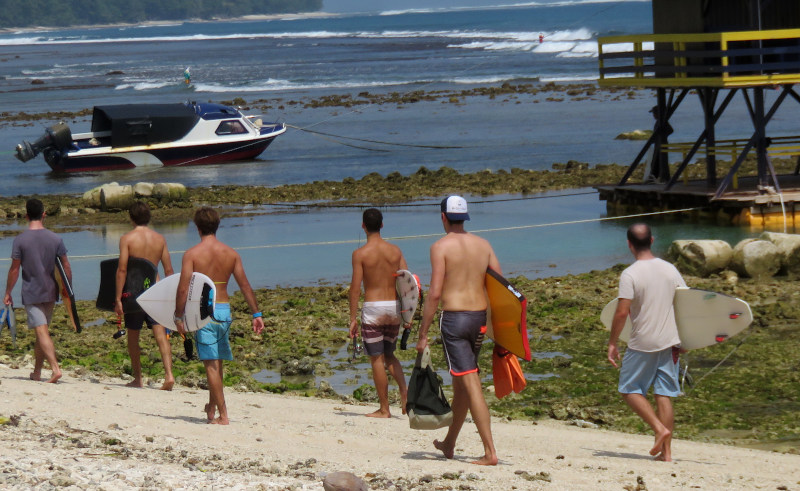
[153, 182, 187, 199]
[100, 184, 135, 210]
[666, 240, 733, 277]
[133, 182, 154, 197]
[731, 239, 781, 279]
[760, 232, 800, 276]
[322, 472, 368, 491]
[82, 182, 117, 208]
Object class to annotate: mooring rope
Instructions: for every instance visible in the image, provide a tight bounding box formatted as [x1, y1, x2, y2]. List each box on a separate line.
[285, 124, 465, 150]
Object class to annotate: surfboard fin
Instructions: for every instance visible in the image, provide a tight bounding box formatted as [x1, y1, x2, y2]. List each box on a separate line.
[492, 346, 526, 399]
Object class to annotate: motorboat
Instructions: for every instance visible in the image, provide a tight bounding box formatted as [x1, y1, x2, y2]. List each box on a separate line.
[14, 101, 286, 172]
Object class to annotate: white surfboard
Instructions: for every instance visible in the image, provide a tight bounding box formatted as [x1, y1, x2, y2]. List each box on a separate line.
[395, 269, 420, 324]
[136, 272, 216, 332]
[601, 287, 753, 350]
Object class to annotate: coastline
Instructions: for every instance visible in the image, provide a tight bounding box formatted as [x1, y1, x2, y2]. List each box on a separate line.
[1, 363, 798, 490]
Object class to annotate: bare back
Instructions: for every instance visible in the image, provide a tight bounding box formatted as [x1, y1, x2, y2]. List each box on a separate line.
[120, 226, 172, 273]
[352, 236, 407, 302]
[436, 232, 498, 312]
[182, 236, 240, 302]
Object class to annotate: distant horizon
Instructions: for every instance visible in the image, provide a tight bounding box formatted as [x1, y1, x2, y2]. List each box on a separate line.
[321, 0, 647, 14]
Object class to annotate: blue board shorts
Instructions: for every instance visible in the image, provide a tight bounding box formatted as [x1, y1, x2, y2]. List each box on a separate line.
[196, 303, 233, 361]
[440, 310, 486, 376]
[618, 346, 680, 397]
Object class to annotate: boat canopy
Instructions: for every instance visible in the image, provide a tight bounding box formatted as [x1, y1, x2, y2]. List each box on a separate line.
[91, 104, 200, 148]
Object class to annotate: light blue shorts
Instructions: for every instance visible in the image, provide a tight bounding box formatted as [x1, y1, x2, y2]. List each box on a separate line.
[196, 304, 232, 361]
[618, 346, 680, 397]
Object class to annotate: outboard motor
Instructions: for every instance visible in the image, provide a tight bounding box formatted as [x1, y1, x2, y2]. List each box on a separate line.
[15, 122, 72, 162]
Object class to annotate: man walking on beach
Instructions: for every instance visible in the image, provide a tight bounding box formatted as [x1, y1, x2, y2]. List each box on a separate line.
[349, 208, 409, 418]
[3, 198, 69, 383]
[417, 196, 498, 466]
[174, 207, 264, 425]
[607, 223, 686, 462]
[115, 201, 175, 390]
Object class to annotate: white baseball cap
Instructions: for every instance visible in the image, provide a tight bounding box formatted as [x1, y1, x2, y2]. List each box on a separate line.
[440, 195, 470, 221]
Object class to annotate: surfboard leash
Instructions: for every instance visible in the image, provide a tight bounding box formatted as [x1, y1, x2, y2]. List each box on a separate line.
[682, 329, 755, 396]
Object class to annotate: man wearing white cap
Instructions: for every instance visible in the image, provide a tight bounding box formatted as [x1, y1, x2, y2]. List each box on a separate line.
[417, 195, 499, 466]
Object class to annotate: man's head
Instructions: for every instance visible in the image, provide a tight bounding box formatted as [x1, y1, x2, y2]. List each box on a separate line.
[627, 223, 653, 252]
[194, 206, 220, 236]
[26, 198, 44, 221]
[440, 195, 470, 225]
[362, 208, 383, 233]
[128, 201, 151, 226]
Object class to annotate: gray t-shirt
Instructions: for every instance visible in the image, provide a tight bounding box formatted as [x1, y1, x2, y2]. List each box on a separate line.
[11, 229, 67, 305]
[618, 258, 686, 352]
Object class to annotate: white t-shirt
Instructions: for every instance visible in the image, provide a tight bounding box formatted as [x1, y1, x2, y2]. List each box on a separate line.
[618, 258, 686, 352]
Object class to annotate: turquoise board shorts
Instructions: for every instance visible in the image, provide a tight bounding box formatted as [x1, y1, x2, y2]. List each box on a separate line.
[196, 303, 233, 361]
[618, 346, 680, 397]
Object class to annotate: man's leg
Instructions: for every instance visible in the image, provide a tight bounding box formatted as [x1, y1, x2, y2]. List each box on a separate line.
[30, 328, 44, 381]
[33, 324, 61, 383]
[152, 324, 175, 390]
[461, 371, 497, 465]
[621, 393, 671, 457]
[126, 329, 143, 388]
[385, 352, 407, 414]
[367, 353, 391, 418]
[204, 359, 228, 425]
[434, 375, 469, 460]
[654, 395, 674, 461]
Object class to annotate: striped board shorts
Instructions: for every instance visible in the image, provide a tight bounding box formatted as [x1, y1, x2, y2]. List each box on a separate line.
[361, 300, 401, 356]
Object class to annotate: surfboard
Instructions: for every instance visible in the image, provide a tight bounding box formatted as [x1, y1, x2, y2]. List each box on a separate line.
[395, 269, 422, 349]
[485, 268, 530, 361]
[55, 256, 81, 333]
[600, 287, 753, 350]
[96, 257, 158, 313]
[135, 272, 215, 332]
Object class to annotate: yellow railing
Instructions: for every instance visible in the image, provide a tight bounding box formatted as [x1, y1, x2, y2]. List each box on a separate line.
[660, 135, 800, 160]
[598, 29, 800, 87]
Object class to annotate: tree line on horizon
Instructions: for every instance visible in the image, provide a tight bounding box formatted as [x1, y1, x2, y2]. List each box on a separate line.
[0, 0, 323, 28]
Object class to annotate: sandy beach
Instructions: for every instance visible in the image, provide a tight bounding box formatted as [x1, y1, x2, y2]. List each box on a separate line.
[1, 363, 798, 490]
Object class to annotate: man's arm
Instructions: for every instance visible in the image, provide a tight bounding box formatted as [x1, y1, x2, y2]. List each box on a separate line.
[115, 237, 130, 317]
[4, 259, 21, 306]
[348, 251, 363, 339]
[60, 255, 73, 284]
[231, 253, 264, 334]
[174, 252, 194, 334]
[607, 298, 631, 368]
[160, 239, 174, 277]
[417, 242, 445, 353]
[487, 243, 501, 275]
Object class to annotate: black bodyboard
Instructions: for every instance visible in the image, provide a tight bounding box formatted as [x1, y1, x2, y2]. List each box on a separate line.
[96, 257, 157, 314]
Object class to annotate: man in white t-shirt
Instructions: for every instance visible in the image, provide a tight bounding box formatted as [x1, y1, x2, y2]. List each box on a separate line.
[607, 223, 686, 462]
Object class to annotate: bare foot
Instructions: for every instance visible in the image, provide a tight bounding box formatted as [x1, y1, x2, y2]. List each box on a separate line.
[650, 429, 671, 456]
[204, 403, 216, 421]
[209, 417, 229, 425]
[433, 439, 454, 459]
[365, 409, 391, 418]
[401, 391, 408, 415]
[125, 379, 143, 388]
[159, 379, 174, 391]
[654, 451, 672, 462]
[47, 371, 62, 384]
[471, 455, 499, 466]
[29, 372, 41, 381]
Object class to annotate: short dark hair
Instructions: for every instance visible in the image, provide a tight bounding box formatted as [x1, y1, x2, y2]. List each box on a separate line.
[627, 223, 652, 252]
[443, 214, 464, 226]
[128, 201, 151, 226]
[194, 206, 220, 236]
[363, 208, 382, 233]
[26, 198, 44, 221]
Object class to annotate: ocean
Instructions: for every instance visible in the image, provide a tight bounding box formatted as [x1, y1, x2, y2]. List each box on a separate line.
[0, 1, 789, 297]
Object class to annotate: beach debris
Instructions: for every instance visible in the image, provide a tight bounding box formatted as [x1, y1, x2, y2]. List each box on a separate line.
[571, 419, 599, 429]
[322, 471, 368, 491]
[515, 470, 552, 482]
[624, 475, 647, 491]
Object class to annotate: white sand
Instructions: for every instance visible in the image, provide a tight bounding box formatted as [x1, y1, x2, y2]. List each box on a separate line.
[0, 364, 798, 490]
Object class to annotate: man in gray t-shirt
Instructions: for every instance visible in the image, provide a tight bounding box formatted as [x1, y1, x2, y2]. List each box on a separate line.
[4, 198, 71, 383]
[607, 223, 685, 463]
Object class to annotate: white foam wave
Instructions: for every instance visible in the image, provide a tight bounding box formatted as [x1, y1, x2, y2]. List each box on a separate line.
[378, 0, 647, 16]
[533, 41, 576, 53]
[115, 81, 171, 91]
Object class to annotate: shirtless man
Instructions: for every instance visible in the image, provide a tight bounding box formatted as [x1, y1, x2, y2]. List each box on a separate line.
[349, 208, 409, 418]
[4, 198, 69, 383]
[115, 201, 175, 390]
[607, 223, 686, 462]
[174, 207, 264, 425]
[417, 196, 498, 466]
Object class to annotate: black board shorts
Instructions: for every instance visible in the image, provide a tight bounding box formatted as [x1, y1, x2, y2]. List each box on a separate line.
[440, 310, 486, 376]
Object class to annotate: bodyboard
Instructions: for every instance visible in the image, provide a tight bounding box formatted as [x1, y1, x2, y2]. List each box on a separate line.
[96, 257, 157, 313]
[135, 272, 215, 332]
[395, 269, 421, 324]
[55, 256, 81, 333]
[601, 287, 753, 350]
[485, 268, 530, 361]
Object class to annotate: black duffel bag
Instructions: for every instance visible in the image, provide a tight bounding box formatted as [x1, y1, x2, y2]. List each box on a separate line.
[406, 346, 453, 430]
